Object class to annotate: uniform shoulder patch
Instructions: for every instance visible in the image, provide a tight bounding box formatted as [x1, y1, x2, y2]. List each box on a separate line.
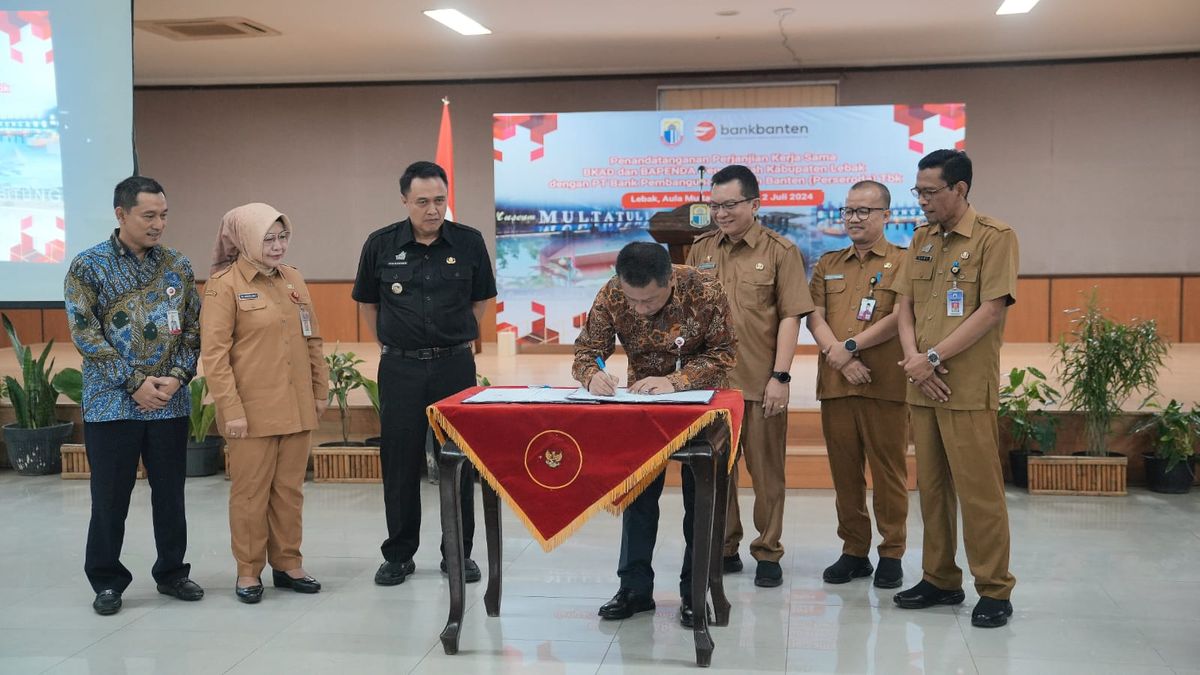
[977, 215, 1013, 232]
[209, 266, 233, 280]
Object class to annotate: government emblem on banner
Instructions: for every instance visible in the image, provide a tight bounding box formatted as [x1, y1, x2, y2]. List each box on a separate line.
[660, 117, 684, 146]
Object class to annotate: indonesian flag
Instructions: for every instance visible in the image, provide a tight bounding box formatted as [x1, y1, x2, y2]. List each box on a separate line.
[436, 97, 456, 221]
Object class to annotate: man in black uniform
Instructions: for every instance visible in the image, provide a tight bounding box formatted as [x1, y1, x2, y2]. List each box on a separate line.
[352, 161, 497, 586]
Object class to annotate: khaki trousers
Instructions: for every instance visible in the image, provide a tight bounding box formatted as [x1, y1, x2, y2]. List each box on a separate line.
[820, 396, 909, 559]
[724, 400, 788, 562]
[227, 430, 311, 577]
[910, 405, 1016, 599]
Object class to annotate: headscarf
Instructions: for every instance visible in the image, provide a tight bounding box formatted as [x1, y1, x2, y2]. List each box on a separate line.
[209, 202, 292, 276]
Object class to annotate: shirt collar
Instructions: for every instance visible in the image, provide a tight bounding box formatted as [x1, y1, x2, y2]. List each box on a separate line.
[717, 220, 762, 249]
[396, 218, 455, 248]
[939, 206, 977, 239]
[840, 235, 892, 262]
[235, 254, 264, 282]
[109, 229, 159, 261]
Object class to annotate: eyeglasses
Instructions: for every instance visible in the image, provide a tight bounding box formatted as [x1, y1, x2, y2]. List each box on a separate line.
[910, 185, 950, 200]
[706, 197, 755, 212]
[263, 232, 291, 244]
[838, 207, 887, 220]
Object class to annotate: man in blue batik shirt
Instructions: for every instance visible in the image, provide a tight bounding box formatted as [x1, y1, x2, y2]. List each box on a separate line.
[64, 176, 204, 616]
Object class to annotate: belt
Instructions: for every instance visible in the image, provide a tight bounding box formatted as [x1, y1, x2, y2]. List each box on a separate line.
[381, 342, 473, 360]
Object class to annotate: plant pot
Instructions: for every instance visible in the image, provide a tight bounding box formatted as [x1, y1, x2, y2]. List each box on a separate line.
[1008, 449, 1044, 488]
[364, 436, 382, 447]
[318, 440, 368, 448]
[1028, 453, 1128, 496]
[2, 421, 73, 475]
[312, 445, 381, 482]
[186, 435, 225, 477]
[1142, 453, 1195, 494]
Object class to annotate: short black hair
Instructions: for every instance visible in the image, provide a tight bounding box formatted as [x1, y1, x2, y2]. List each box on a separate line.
[113, 176, 165, 210]
[849, 180, 891, 208]
[615, 242, 671, 288]
[711, 164, 760, 199]
[918, 150, 972, 195]
[399, 161, 448, 196]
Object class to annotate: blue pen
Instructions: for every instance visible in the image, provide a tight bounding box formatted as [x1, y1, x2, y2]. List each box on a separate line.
[595, 356, 606, 371]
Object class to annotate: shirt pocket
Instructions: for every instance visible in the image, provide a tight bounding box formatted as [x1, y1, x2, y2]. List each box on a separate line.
[873, 288, 897, 315]
[910, 262, 935, 304]
[237, 297, 267, 312]
[380, 267, 414, 297]
[736, 271, 776, 309]
[440, 262, 472, 285]
[953, 263, 980, 307]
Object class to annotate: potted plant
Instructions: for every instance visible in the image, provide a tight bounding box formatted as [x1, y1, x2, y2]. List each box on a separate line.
[998, 366, 1059, 488]
[1132, 399, 1198, 494]
[2, 313, 82, 475]
[185, 376, 223, 477]
[312, 347, 378, 482]
[1032, 296, 1168, 495]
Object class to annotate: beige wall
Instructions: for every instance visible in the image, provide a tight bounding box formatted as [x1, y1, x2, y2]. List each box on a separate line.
[132, 55, 1200, 280]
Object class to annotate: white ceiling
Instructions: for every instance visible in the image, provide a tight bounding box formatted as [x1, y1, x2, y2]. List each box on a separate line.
[133, 1, 1200, 85]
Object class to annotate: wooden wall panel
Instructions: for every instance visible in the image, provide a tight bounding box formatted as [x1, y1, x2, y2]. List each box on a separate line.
[41, 309, 71, 344]
[0, 309, 43, 347]
[356, 302, 373, 343]
[1002, 278, 1050, 343]
[1050, 277, 1181, 343]
[307, 282, 357, 344]
[1183, 277, 1200, 343]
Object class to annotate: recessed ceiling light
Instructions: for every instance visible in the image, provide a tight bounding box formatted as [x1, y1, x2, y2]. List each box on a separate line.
[996, 0, 1040, 15]
[423, 9, 491, 35]
[716, 10, 739, 16]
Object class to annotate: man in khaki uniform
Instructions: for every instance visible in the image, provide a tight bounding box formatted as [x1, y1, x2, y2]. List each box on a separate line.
[893, 149, 1019, 628]
[806, 180, 909, 590]
[686, 164, 814, 588]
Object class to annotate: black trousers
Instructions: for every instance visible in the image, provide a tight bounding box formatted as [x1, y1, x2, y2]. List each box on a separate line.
[617, 465, 697, 601]
[83, 417, 190, 593]
[378, 348, 477, 563]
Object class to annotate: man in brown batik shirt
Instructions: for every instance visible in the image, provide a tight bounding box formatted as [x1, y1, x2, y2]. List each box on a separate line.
[573, 241, 736, 628]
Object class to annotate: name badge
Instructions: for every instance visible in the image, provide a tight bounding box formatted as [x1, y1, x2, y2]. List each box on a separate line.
[946, 288, 964, 317]
[166, 310, 182, 335]
[825, 274, 845, 280]
[915, 255, 933, 262]
[299, 307, 313, 337]
[856, 297, 876, 322]
[698, 262, 716, 270]
[238, 293, 258, 300]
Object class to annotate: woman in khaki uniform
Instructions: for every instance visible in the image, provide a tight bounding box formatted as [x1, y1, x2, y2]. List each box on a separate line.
[200, 203, 329, 603]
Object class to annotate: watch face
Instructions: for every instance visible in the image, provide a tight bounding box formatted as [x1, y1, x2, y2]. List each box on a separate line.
[774, 372, 791, 383]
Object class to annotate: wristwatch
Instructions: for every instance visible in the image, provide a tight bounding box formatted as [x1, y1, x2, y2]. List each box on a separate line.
[771, 371, 792, 384]
[926, 349, 941, 366]
[843, 338, 858, 354]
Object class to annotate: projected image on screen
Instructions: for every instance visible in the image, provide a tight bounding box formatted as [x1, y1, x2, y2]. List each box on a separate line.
[0, 10, 63, 263]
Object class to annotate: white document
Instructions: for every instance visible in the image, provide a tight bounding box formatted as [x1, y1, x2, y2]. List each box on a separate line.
[566, 387, 714, 404]
[462, 387, 578, 404]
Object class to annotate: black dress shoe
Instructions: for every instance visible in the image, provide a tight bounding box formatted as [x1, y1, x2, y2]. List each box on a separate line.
[722, 553, 743, 574]
[439, 558, 482, 583]
[272, 569, 321, 593]
[893, 580, 965, 609]
[823, 554, 874, 584]
[236, 579, 264, 604]
[873, 557, 904, 589]
[374, 559, 416, 586]
[597, 588, 655, 620]
[755, 560, 784, 588]
[157, 577, 204, 601]
[971, 596, 1014, 628]
[678, 599, 713, 628]
[93, 589, 122, 616]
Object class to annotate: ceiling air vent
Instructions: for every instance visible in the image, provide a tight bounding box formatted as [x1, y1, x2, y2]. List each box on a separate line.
[135, 17, 280, 41]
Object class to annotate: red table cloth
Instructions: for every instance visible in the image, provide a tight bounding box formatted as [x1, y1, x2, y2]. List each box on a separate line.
[427, 387, 744, 551]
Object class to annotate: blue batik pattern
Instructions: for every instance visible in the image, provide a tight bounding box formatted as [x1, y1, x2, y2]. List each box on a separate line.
[63, 231, 200, 422]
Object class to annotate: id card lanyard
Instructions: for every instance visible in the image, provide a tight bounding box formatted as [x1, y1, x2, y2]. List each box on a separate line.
[857, 272, 882, 322]
[165, 285, 182, 335]
[946, 261, 964, 317]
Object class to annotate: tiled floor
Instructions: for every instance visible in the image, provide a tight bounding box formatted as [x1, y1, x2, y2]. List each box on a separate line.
[1, 472, 1198, 674]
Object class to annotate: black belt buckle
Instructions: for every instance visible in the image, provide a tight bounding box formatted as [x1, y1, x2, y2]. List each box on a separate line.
[416, 348, 435, 360]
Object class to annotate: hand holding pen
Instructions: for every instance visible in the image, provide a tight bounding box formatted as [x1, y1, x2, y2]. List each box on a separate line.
[588, 355, 620, 396]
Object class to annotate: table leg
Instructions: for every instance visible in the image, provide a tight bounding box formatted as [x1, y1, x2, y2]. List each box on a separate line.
[482, 480, 502, 617]
[687, 449, 716, 668]
[437, 441, 467, 655]
[709, 441, 732, 627]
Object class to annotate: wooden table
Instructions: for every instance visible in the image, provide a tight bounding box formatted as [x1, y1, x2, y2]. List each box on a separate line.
[435, 416, 735, 667]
